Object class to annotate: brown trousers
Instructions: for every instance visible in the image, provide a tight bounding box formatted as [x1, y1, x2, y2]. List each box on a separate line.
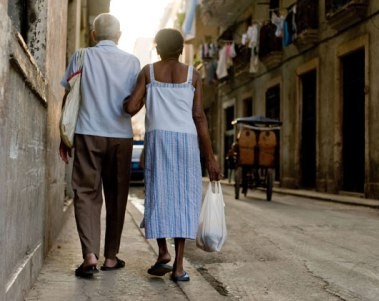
[72, 134, 132, 259]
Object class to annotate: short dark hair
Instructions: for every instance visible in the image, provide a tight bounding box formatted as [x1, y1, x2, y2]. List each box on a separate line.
[154, 28, 184, 58]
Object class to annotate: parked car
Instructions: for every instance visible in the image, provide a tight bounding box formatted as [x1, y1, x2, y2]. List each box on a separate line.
[131, 140, 144, 184]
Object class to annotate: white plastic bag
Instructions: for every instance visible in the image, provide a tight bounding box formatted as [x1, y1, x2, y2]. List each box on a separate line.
[60, 49, 85, 148]
[196, 181, 227, 252]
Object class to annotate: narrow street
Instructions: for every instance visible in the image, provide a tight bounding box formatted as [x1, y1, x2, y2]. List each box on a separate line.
[130, 182, 379, 301]
[26, 182, 379, 301]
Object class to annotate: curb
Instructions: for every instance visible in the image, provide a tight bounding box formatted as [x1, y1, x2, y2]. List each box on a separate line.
[215, 178, 379, 209]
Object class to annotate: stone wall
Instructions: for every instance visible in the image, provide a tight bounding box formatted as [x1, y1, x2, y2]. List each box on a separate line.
[0, 1, 71, 300]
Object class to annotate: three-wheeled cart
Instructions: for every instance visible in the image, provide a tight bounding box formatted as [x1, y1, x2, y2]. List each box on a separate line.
[230, 116, 282, 201]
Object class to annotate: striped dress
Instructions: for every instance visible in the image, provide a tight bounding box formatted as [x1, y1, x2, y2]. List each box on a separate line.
[144, 64, 202, 239]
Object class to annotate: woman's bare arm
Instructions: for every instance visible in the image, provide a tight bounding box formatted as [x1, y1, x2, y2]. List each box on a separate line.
[192, 69, 221, 181]
[123, 65, 148, 116]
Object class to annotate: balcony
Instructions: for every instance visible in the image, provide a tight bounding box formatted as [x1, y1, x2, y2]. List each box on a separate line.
[294, 29, 319, 49]
[259, 23, 283, 69]
[201, 0, 253, 28]
[260, 51, 283, 69]
[326, 0, 368, 30]
[232, 44, 250, 76]
[294, 0, 319, 48]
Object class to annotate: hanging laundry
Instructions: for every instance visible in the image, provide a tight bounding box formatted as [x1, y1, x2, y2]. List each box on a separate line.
[208, 43, 218, 58]
[201, 43, 218, 59]
[206, 59, 218, 85]
[216, 42, 236, 80]
[246, 23, 260, 73]
[182, 0, 198, 41]
[283, 7, 297, 47]
[259, 21, 283, 59]
[271, 12, 285, 38]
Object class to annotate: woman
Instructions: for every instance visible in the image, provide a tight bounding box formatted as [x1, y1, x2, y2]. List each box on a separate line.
[124, 28, 220, 282]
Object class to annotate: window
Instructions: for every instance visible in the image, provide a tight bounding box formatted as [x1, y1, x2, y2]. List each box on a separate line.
[243, 97, 253, 117]
[7, 0, 48, 71]
[7, 0, 48, 104]
[270, 0, 280, 18]
[325, 0, 352, 15]
[8, 0, 29, 42]
[225, 106, 235, 131]
[265, 85, 280, 120]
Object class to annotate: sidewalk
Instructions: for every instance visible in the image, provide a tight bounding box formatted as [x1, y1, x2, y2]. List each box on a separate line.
[219, 179, 379, 208]
[25, 199, 223, 301]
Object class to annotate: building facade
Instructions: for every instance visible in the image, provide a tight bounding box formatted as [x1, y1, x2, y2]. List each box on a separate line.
[188, 0, 379, 201]
[0, 1, 109, 300]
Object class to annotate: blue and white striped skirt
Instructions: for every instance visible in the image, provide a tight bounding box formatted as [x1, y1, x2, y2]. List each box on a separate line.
[144, 130, 202, 239]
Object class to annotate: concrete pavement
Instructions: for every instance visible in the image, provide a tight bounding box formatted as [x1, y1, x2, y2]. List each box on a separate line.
[25, 197, 224, 301]
[25, 180, 378, 301]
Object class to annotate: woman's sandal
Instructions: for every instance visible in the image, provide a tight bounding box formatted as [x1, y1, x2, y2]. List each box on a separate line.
[171, 271, 190, 282]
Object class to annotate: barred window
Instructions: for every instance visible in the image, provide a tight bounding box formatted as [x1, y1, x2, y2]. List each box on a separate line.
[8, 0, 29, 42]
[325, 0, 352, 14]
[7, 0, 47, 71]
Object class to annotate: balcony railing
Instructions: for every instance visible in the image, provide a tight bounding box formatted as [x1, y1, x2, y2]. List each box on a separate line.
[294, 0, 319, 48]
[326, 0, 368, 30]
[259, 22, 283, 69]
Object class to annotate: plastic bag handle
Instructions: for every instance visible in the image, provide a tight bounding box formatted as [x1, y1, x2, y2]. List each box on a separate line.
[209, 181, 225, 206]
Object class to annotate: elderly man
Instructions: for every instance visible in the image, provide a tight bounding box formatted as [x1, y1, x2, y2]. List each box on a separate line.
[59, 13, 140, 277]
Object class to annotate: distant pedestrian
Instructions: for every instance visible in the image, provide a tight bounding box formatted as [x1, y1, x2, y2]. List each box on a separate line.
[124, 28, 221, 282]
[59, 13, 140, 277]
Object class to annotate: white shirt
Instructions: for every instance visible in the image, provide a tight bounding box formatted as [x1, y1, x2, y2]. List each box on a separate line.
[61, 40, 140, 138]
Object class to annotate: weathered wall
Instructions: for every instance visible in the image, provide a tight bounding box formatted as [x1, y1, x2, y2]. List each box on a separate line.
[0, 0, 69, 300]
[0, 0, 111, 299]
[44, 0, 69, 257]
[0, 2, 11, 300]
[215, 0, 379, 199]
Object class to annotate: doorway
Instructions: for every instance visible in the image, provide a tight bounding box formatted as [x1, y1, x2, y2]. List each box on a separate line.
[300, 70, 316, 188]
[341, 49, 365, 193]
[243, 97, 253, 117]
[265, 85, 280, 180]
[224, 106, 235, 178]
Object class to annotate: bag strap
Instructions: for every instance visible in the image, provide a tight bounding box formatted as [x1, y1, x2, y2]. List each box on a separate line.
[76, 48, 86, 70]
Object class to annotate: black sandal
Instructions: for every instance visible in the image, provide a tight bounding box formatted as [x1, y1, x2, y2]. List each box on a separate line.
[75, 264, 99, 278]
[100, 257, 125, 271]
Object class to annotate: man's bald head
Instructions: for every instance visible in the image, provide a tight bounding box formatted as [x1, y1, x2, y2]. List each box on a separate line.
[93, 13, 121, 42]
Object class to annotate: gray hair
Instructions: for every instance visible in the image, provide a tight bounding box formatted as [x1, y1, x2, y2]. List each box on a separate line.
[93, 13, 120, 40]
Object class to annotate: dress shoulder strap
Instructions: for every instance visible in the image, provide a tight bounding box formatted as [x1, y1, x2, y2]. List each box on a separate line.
[187, 65, 193, 84]
[149, 64, 155, 82]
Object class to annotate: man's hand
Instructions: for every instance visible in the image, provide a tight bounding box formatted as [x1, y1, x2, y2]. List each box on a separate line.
[59, 140, 72, 164]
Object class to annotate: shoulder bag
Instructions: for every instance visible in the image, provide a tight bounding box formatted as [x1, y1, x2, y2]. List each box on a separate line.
[59, 48, 86, 148]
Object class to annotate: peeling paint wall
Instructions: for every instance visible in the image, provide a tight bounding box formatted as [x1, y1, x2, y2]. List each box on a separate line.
[27, 0, 48, 72]
[1, 1, 111, 299]
[0, 3, 11, 300]
[0, 0, 68, 300]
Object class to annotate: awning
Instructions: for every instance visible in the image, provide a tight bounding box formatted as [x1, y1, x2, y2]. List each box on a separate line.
[232, 115, 282, 126]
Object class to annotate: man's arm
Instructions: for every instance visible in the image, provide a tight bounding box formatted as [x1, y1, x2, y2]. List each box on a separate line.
[58, 89, 72, 164]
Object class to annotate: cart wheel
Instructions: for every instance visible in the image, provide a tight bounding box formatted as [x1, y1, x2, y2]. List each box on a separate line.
[266, 170, 273, 201]
[234, 167, 241, 199]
